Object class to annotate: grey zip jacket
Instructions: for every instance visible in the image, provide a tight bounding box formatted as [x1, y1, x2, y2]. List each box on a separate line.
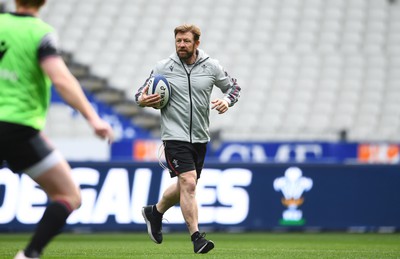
[136, 49, 241, 143]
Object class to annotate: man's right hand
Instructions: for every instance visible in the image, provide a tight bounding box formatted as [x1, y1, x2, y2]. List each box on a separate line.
[138, 85, 161, 108]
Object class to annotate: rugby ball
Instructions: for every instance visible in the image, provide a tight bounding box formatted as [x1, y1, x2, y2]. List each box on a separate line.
[147, 74, 171, 109]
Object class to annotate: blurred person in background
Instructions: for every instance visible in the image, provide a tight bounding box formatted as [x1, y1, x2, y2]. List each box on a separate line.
[0, 0, 114, 258]
[136, 23, 241, 254]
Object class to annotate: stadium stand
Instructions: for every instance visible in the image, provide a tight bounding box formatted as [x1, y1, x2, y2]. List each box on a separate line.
[3, 0, 400, 142]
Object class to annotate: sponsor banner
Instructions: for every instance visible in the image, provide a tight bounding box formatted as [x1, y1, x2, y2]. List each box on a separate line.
[211, 142, 357, 163]
[113, 140, 355, 163]
[212, 142, 400, 164]
[113, 140, 353, 162]
[113, 140, 400, 164]
[358, 144, 400, 164]
[1, 163, 399, 232]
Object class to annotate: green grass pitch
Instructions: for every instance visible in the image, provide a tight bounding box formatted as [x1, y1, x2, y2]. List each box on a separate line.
[1, 232, 400, 258]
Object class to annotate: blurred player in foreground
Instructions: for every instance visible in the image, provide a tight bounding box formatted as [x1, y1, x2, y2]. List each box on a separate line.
[0, 0, 114, 258]
[136, 23, 241, 254]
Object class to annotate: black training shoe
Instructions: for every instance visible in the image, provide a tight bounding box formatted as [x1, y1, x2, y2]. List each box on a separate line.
[193, 232, 215, 254]
[142, 205, 163, 244]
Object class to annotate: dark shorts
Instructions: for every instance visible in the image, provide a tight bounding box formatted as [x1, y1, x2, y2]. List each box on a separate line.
[0, 121, 54, 173]
[163, 140, 207, 179]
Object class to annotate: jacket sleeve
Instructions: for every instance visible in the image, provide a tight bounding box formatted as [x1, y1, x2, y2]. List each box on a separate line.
[214, 63, 241, 107]
[135, 70, 155, 107]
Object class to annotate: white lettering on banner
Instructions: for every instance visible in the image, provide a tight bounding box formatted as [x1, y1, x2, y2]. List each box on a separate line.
[162, 168, 253, 224]
[91, 168, 131, 223]
[275, 144, 322, 162]
[68, 168, 100, 224]
[158, 171, 181, 223]
[219, 144, 267, 162]
[17, 175, 47, 224]
[0, 167, 252, 225]
[252, 145, 269, 162]
[196, 169, 220, 224]
[0, 169, 19, 223]
[219, 144, 323, 162]
[215, 168, 252, 224]
[130, 168, 152, 223]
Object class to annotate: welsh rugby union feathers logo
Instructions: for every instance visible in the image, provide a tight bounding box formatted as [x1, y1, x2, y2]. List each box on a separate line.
[273, 167, 313, 226]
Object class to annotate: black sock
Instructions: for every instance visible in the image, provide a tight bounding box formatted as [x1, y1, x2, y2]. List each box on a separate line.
[191, 231, 201, 242]
[24, 201, 71, 257]
[152, 205, 163, 218]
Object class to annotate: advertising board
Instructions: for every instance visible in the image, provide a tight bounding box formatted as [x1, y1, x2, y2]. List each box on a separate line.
[1, 163, 399, 232]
